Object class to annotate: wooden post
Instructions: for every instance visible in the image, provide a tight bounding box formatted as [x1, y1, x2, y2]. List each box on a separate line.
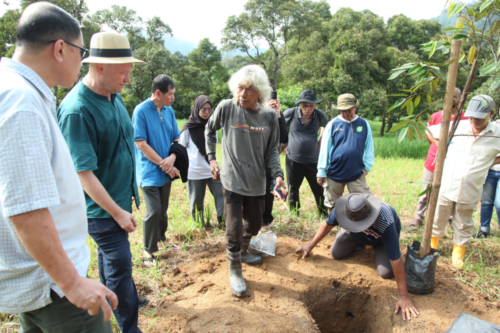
[420, 39, 462, 257]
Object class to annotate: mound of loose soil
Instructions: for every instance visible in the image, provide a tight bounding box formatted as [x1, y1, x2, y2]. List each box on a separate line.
[140, 237, 500, 333]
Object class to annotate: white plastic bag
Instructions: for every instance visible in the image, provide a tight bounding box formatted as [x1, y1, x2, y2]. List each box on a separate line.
[248, 231, 277, 257]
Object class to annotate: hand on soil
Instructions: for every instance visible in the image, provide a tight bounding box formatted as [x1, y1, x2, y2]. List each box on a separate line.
[65, 276, 118, 321]
[395, 295, 419, 321]
[114, 209, 137, 232]
[296, 244, 312, 259]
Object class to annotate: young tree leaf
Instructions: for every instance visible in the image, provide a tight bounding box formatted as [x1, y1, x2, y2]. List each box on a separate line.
[491, 20, 500, 34]
[399, 126, 409, 143]
[408, 126, 414, 141]
[394, 98, 406, 108]
[415, 95, 421, 107]
[407, 100, 414, 115]
[480, 62, 500, 75]
[408, 64, 422, 75]
[418, 185, 432, 197]
[452, 33, 469, 39]
[427, 94, 432, 103]
[388, 70, 406, 80]
[389, 118, 411, 133]
[467, 45, 476, 64]
[429, 41, 437, 59]
[412, 122, 424, 142]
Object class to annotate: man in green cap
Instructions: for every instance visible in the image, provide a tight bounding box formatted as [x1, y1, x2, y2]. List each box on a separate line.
[317, 93, 374, 211]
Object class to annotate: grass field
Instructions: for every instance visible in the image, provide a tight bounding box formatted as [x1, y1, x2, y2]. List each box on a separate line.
[1, 119, 499, 332]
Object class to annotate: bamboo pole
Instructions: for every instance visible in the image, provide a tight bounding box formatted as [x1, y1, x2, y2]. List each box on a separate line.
[420, 39, 462, 257]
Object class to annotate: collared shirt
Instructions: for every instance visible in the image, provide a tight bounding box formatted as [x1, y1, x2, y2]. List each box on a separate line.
[424, 110, 468, 172]
[132, 99, 180, 187]
[283, 106, 328, 164]
[440, 121, 500, 204]
[58, 82, 140, 218]
[0, 58, 90, 313]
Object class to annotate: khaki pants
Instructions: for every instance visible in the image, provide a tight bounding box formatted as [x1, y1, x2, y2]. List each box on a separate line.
[432, 195, 476, 247]
[323, 174, 371, 208]
[414, 168, 434, 221]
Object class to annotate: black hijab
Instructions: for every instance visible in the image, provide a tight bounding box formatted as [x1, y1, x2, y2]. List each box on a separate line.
[181, 95, 213, 161]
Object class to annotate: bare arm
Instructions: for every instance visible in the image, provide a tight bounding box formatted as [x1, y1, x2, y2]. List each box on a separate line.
[492, 155, 500, 166]
[77, 171, 137, 232]
[425, 133, 439, 148]
[391, 258, 420, 321]
[296, 221, 334, 259]
[10, 208, 118, 320]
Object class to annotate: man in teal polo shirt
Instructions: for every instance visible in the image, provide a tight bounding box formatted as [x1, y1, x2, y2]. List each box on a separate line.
[132, 74, 181, 268]
[58, 32, 146, 333]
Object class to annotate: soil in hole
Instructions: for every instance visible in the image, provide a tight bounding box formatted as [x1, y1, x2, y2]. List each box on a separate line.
[306, 285, 371, 333]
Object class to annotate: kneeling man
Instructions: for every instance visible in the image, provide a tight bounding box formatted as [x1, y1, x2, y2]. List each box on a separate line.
[296, 193, 419, 321]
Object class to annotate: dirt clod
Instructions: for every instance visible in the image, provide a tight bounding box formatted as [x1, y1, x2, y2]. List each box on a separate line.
[172, 267, 181, 276]
[332, 279, 341, 288]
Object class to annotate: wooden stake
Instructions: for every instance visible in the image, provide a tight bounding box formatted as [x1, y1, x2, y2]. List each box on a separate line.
[420, 39, 462, 257]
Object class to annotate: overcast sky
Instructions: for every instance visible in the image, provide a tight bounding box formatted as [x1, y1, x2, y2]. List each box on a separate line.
[1, 0, 450, 46]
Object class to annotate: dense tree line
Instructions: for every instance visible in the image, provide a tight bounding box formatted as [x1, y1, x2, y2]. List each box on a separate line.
[1, 0, 497, 128]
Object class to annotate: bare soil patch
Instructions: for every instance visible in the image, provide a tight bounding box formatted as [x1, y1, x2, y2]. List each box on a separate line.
[139, 236, 500, 333]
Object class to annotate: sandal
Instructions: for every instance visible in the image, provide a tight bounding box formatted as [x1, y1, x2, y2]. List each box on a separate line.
[142, 254, 157, 268]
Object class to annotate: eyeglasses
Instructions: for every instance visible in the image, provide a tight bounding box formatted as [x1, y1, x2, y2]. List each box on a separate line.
[200, 108, 213, 113]
[47, 40, 88, 59]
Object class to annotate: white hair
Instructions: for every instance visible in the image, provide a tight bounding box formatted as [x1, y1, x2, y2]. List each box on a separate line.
[229, 65, 271, 105]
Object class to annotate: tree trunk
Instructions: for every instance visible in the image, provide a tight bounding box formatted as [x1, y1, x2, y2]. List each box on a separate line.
[380, 113, 386, 137]
[386, 115, 393, 133]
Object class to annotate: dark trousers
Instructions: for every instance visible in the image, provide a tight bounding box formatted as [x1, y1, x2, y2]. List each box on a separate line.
[142, 183, 171, 253]
[263, 175, 275, 225]
[88, 218, 141, 333]
[331, 228, 394, 279]
[223, 187, 265, 252]
[19, 290, 112, 333]
[286, 156, 327, 216]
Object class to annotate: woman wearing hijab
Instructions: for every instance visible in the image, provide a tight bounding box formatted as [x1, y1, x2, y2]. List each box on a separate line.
[180, 95, 224, 229]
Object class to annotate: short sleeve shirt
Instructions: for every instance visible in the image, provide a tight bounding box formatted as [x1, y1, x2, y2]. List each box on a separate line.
[132, 99, 180, 187]
[424, 110, 468, 172]
[57, 82, 139, 218]
[326, 203, 402, 261]
[284, 107, 328, 164]
[0, 58, 90, 313]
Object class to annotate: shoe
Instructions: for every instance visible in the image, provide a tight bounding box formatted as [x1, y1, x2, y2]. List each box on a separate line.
[138, 295, 149, 308]
[473, 230, 490, 238]
[431, 237, 439, 249]
[240, 237, 263, 265]
[409, 218, 421, 229]
[142, 254, 156, 268]
[452, 244, 467, 269]
[226, 250, 247, 296]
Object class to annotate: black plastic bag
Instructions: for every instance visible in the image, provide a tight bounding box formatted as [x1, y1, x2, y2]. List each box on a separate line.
[404, 240, 440, 294]
[445, 312, 500, 332]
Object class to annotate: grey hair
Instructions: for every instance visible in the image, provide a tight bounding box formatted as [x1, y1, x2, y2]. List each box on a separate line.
[229, 65, 271, 105]
[455, 87, 462, 96]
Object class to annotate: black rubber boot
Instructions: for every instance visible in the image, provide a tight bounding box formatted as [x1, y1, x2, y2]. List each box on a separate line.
[241, 237, 263, 265]
[226, 250, 247, 296]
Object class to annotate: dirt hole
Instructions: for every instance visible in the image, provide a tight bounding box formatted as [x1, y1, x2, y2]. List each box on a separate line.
[306, 284, 372, 333]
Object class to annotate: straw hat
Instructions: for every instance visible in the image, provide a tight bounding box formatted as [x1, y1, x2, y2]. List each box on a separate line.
[333, 93, 359, 111]
[82, 32, 145, 64]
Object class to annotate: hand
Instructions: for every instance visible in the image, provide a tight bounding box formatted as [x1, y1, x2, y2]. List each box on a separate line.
[210, 160, 220, 180]
[274, 176, 286, 190]
[159, 154, 176, 171]
[166, 166, 180, 179]
[296, 244, 313, 259]
[113, 209, 137, 233]
[364, 170, 369, 176]
[64, 276, 118, 321]
[317, 177, 326, 186]
[266, 99, 281, 117]
[395, 295, 420, 321]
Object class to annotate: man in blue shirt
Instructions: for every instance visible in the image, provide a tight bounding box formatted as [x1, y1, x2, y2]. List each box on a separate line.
[132, 74, 181, 268]
[296, 193, 419, 321]
[317, 94, 374, 211]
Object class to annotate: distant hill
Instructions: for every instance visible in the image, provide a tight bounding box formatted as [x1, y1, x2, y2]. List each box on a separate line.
[163, 37, 197, 55]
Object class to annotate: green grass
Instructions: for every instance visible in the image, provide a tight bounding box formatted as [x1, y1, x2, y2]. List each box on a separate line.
[1, 119, 498, 332]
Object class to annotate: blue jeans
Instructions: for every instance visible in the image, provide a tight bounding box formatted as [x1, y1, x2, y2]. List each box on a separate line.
[88, 218, 141, 333]
[480, 169, 500, 232]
